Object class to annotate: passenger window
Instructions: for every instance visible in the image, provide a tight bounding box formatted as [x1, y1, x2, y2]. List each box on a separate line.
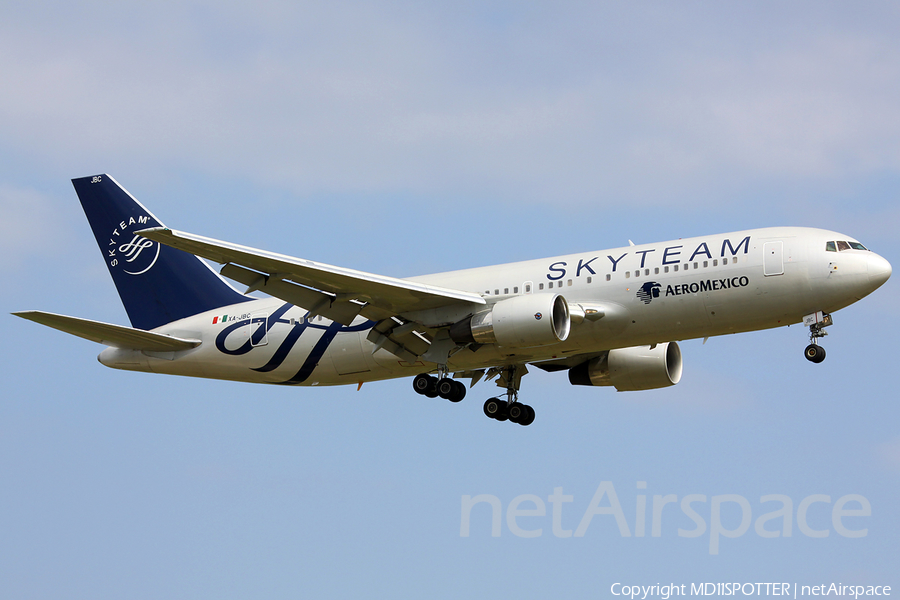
[674, 265, 679, 271]
[713, 259, 718, 266]
[644, 269, 650, 276]
[587, 276, 592, 284]
[733, 257, 738, 264]
[723, 258, 728, 265]
[605, 274, 611, 281]
[626, 271, 631, 279]
[654, 267, 659, 274]
[539, 283, 544, 290]
[567, 279, 572, 286]
[703, 261, 708, 268]
[514, 286, 519, 294]
[693, 262, 698, 269]
[495, 289, 499, 295]
[837, 241, 851, 251]
[825, 241, 836, 252]
[664, 266, 669, 273]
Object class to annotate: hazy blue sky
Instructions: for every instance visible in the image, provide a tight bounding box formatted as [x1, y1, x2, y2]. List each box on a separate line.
[2, 2, 898, 598]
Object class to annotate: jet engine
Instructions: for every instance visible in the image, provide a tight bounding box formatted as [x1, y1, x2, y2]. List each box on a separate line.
[450, 294, 570, 348]
[568, 342, 682, 391]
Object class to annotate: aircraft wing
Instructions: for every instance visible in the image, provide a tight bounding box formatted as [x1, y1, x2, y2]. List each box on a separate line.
[138, 227, 486, 325]
[12, 311, 201, 352]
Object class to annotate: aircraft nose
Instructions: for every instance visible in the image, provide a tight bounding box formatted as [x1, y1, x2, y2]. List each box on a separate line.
[867, 253, 892, 289]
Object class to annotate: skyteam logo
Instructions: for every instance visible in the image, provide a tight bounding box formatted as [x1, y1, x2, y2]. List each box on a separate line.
[106, 214, 160, 275]
[637, 281, 661, 304]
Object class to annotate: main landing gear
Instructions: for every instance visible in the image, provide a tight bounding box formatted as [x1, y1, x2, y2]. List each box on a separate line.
[483, 397, 535, 426]
[412, 373, 467, 403]
[412, 364, 536, 426]
[803, 311, 833, 364]
[482, 365, 534, 426]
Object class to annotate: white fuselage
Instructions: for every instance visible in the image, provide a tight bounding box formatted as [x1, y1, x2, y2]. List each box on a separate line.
[98, 227, 891, 387]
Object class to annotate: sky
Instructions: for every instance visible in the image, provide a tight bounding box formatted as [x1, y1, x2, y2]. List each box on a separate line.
[2, 1, 899, 598]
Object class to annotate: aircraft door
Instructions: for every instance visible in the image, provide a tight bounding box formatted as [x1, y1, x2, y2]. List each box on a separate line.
[763, 241, 784, 276]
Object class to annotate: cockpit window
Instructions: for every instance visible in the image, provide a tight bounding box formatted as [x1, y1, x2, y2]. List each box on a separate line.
[836, 241, 851, 251]
[825, 241, 836, 252]
[848, 241, 868, 251]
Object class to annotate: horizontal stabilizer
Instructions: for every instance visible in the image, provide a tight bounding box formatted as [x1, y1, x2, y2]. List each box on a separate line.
[12, 311, 201, 352]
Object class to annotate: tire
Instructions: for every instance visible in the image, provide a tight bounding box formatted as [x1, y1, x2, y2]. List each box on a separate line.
[508, 403, 524, 423]
[437, 378, 455, 399]
[449, 380, 466, 403]
[483, 398, 507, 419]
[519, 405, 535, 426]
[413, 373, 433, 394]
[805, 344, 826, 363]
[813, 345, 826, 363]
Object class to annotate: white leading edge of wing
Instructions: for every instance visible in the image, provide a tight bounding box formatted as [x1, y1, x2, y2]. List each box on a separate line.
[137, 227, 487, 315]
[12, 311, 201, 351]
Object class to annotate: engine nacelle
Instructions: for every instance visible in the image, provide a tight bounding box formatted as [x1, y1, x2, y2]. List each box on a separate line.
[568, 342, 683, 391]
[450, 294, 570, 348]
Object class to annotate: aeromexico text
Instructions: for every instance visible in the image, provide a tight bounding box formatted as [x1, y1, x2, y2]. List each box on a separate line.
[545, 236, 751, 280]
[665, 276, 750, 297]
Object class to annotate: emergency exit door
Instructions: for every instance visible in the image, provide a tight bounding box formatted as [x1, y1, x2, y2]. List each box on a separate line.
[763, 241, 784, 276]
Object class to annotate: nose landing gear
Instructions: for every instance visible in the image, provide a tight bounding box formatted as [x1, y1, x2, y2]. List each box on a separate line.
[803, 311, 832, 364]
[804, 343, 826, 363]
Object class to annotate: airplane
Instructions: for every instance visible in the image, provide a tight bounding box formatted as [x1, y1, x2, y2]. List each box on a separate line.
[14, 175, 892, 426]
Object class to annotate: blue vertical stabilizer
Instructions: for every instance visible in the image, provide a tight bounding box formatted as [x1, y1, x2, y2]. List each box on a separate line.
[72, 174, 250, 330]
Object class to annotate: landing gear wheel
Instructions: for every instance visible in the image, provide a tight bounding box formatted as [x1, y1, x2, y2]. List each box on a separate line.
[436, 378, 466, 402]
[413, 373, 432, 394]
[508, 402, 525, 423]
[804, 344, 826, 363]
[520, 405, 535, 426]
[412, 373, 434, 395]
[483, 398, 508, 420]
[448, 380, 466, 403]
[437, 378, 456, 399]
[508, 403, 534, 426]
[417, 374, 439, 398]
